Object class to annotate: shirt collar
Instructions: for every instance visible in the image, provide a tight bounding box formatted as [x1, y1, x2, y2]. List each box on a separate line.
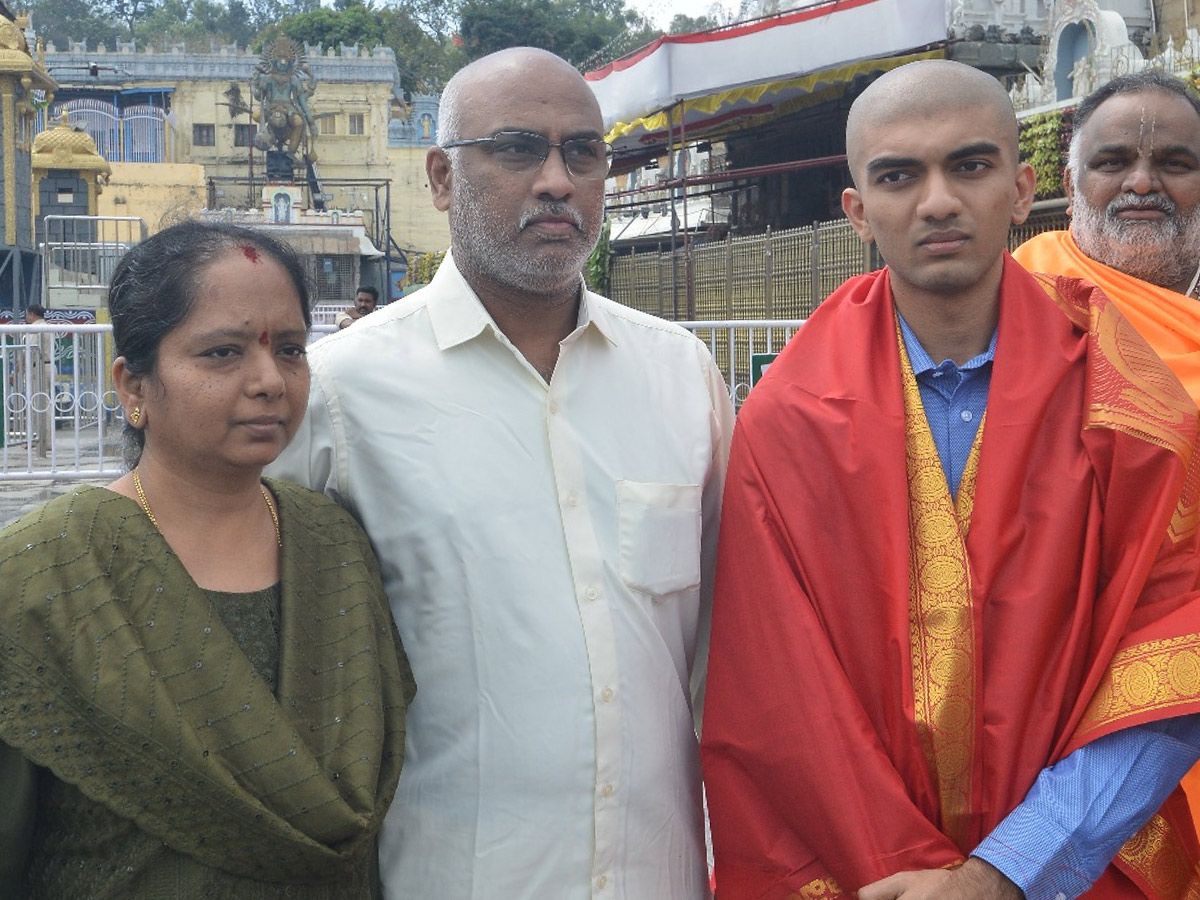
[897, 311, 997, 376]
[426, 250, 617, 351]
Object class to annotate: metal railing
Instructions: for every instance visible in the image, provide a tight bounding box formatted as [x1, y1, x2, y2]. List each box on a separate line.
[610, 209, 1074, 321]
[1, 324, 123, 481]
[41, 216, 148, 309]
[682, 319, 804, 405]
[1, 319, 803, 483]
[611, 219, 868, 321]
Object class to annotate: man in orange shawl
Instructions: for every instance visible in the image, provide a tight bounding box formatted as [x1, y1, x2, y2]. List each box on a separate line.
[1013, 70, 1200, 401]
[702, 60, 1200, 900]
[1014, 69, 1200, 822]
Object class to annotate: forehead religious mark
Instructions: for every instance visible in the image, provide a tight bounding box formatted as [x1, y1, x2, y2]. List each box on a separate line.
[241, 244, 260, 262]
[1136, 104, 1158, 157]
[259, 331, 269, 346]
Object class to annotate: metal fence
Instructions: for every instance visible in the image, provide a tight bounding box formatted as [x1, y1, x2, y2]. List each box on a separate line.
[41, 216, 148, 309]
[38, 100, 170, 163]
[612, 219, 868, 321]
[0, 319, 800, 483]
[610, 207, 1072, 320]
[685, 319, 804, 406]
[1, 209, 1073, 483]
[1, 324, 123, 480]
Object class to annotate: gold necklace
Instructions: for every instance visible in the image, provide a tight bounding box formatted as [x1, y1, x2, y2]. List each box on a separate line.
[132, 468, 281, 547]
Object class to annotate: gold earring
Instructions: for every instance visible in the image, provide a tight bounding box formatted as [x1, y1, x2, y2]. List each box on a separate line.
[129, 407, 141, 426]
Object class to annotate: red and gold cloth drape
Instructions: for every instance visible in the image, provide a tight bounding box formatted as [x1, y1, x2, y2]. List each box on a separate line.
[702, 258, 1200, 900]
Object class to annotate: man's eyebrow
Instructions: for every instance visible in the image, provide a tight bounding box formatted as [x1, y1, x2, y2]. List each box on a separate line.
[1155, 143, 1200, 161]
[1087, 142, 1134, 157]
[946, 141, 1002, 162]
[865, 155, 921, 175]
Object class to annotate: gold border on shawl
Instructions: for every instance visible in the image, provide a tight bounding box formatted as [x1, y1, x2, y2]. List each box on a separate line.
[898, 326, 983, 850]
[1030, 271, 1089, 329]
[1117, 813, 1200, 900]
[786, 876, 845, 900]
[1033, 272, 1199, 542]
[1078, 635, 1200, 734]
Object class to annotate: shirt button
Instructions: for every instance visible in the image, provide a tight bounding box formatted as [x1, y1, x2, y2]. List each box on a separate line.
[960, 410, 973, 423]
[600, 783, 614, 797]
[585, 587, 598, 601]
[548, 400, 558, 414]
[597, 875, 608, 890]
[600, 686, 614, 702]
[567, 492, 578, 507]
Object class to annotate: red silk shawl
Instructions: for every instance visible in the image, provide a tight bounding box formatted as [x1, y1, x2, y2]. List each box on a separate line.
[702, 258, 1200, 900]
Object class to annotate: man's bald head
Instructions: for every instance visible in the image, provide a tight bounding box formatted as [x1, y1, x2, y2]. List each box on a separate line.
[845, 60, 1018, 185]
[438, 47, 599, 146]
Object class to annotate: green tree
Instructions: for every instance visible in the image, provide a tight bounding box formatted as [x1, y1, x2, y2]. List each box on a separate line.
[22, 0, 120, 49]
[379, 5, 461, 93]
[457, 0, 649, 68]
[667, 13, 717, 33]
[269, 3, 387, 50]
[99, 0, 159, 38]
[259, 1, 462, 92]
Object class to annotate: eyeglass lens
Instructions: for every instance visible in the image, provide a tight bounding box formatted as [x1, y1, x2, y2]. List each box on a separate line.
[490, 132, 610, 178]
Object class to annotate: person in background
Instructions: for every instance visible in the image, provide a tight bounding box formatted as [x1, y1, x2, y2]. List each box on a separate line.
[0, 220, 414, 900]
[336, 284, 378, 329]
[271, 46, 731, 900]
[703, 59, 1200, 900]
[1014, 70, 1200, 829]
[1014, 70, 1200, 401]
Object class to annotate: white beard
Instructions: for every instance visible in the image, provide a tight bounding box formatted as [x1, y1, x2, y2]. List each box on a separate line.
[1072, 190, 1200, 293]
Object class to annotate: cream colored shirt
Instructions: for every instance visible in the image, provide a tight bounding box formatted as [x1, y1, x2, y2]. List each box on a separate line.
[270, 253, 732, 900]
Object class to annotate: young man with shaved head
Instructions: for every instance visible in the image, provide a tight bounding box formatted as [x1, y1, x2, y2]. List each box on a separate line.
[1015, 71, 1200, 401]
[271, 47, 731, 900]
[702, 59, 1200, 900]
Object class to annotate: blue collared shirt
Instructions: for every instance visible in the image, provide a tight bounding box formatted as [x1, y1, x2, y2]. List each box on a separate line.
[898, 314, 1200, 900]
[898, 314, 994, 498]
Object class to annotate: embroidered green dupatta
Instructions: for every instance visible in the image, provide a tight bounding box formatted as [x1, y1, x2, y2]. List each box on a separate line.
[0, 481, 412, 884]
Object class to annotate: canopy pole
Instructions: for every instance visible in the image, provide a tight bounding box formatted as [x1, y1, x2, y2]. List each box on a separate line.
[667, 103, 678, 319]
[679, 102, 694, 319]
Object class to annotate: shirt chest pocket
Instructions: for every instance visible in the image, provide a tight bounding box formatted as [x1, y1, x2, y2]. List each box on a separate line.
[617, 480, 702, 599]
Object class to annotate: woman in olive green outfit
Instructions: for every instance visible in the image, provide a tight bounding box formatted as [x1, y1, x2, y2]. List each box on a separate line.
[0, 221, 414, 899]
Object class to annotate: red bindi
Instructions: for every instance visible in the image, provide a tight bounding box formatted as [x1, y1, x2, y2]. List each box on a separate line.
[241, 244, 260, 262]
[258, 331, 269, 346]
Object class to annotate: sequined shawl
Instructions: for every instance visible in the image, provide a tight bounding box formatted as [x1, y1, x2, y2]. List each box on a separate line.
[0, 481, 413, 884]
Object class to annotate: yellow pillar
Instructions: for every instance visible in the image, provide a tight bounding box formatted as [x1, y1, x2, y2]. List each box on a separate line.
[1, 84, 16, 246]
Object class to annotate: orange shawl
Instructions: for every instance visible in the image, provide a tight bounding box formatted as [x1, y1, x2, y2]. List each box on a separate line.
[702, 259, 1200, 900]
[1013, 229, 1200, 402]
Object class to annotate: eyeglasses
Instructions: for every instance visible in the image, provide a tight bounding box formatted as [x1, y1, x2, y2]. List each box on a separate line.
[442, 131, 614, 180]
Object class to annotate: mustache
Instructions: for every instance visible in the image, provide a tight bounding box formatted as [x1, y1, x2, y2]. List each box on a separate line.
[1107, 192, 1177, 217]
[519, 204, 583, 230]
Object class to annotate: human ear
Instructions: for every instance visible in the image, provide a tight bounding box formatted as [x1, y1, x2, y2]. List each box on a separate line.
[112, 357, 148, 428]
[427, 147, 453, 212]
[842, 188, 874, 244]
[1010, 162, 1037, 226]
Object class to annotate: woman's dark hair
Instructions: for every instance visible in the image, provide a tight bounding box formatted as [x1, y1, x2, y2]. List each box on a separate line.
[108, 219, 311, 464]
